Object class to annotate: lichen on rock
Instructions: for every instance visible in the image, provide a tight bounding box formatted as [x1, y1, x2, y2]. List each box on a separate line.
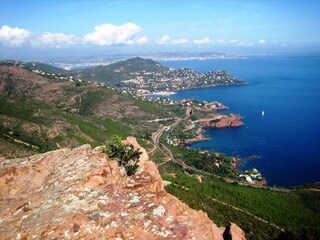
[0, 137, 245, 240]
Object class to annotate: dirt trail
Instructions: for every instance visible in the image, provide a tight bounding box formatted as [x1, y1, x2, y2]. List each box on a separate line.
[210, 197, 285, 232]
[3, 134, 39, 149]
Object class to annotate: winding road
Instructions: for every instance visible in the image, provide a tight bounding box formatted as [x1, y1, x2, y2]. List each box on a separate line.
[151, 117, 181, 165]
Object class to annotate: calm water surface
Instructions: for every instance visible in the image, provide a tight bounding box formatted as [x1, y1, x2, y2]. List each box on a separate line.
[161, 55, 320, 186]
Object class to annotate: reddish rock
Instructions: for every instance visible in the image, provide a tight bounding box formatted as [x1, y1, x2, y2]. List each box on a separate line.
[0, 137, 237, 240]
[202, 114, 244, 128]
[186, 107, 193, 116]
[254, 179, 268, 186]
[183, 128, 211, 144]
[232, 157, 241, 168]
[230, 120, 244, 127]
[223, 223, 246, 240]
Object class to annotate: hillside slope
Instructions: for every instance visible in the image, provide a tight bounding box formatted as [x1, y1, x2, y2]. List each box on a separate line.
[0, 64, 171, 158]
[23, 61, 69, 75]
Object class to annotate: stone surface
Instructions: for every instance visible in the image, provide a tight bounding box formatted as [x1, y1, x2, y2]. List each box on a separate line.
[223, 223, 246, 240]
[0, 137, 234, 240]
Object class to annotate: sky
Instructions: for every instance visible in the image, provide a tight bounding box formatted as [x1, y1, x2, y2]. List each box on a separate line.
[0, 0, 320, 59]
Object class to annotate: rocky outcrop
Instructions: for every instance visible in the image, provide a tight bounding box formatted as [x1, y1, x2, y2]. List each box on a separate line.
[223, 223, 246, 240]
[202, 114, 244, 128]
[183, 128, 211, 144]
[0, 137, 245, 239]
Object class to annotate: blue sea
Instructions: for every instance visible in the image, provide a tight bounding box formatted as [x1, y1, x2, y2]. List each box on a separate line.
[160, 55, 320, 186]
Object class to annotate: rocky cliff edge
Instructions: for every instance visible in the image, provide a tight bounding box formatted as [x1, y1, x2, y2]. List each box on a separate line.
[0, 137, 245, 240]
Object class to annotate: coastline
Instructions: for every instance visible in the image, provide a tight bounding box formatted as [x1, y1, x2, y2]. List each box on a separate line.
[183, 114, 244, 145]
[143, 77, 268, 186]
[148, 56, 320, 187]
[201, 113, 244, 128]
[144, 91, 177, 96]
[180, 113, 268, 186]
[141, 82, 247, 98]
[183, 128, 211, 144]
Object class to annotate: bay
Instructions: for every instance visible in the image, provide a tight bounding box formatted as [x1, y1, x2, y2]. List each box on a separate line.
[160, 55, 320, 186]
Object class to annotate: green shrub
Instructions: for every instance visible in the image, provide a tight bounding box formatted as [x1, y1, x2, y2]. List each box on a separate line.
[103, 135, 141, 176]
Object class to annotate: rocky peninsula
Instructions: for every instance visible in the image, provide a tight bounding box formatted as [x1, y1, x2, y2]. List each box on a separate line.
[201, 114, 244, 128]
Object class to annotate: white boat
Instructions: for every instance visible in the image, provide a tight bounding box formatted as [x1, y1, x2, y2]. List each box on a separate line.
[262, 111, 265, 116]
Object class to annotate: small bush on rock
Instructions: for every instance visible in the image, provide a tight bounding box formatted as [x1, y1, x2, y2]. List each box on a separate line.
[103, 136, 141, 176]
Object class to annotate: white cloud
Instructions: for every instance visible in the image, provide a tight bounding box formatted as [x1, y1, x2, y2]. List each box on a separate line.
[240, 41, 253, 46]
[136, 36, 148, 45]
[0, 25, 30, 47]
[172, 38, 188, 45]
[229, 39, 240, 44]
[259, 39, 267, 44]
[83, 22, 142, 46]
[155, 35, 171, 45]
[193, 37, 211, 45]
[33, 32, 77, 48]
[217, 39, 225, 44]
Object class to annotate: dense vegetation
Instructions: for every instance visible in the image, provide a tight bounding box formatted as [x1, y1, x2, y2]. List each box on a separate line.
[163, 173, 320, 240]
[0, 96, 133, 155]
[169, 145, 238, 178]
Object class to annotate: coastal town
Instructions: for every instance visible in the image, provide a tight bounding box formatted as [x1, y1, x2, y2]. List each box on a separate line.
[120, 67, 245, 94]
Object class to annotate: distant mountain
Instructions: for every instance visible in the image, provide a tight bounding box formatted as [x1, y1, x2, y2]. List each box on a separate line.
[71, 57, 169, 86]
[146, 51, 240, 60]
[23, 61, 69, 75]
[0, 60, 68, 75]
[107, 57, 168, 72]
